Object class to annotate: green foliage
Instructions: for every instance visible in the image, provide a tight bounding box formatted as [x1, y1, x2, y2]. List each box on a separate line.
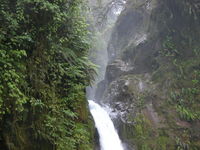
[161, 36, 200, 122]
[136, 94, 147, 109]
[175, 137, 190, 150]
[170, 68, 200, 122]
[0, 0, 95, 149]
[0, 50, 27, 116]
[133, 114, 173, 150]
[151, 2, 200, 148]
[176, 105, 199, 121]
[133, 114, 152, 150]
[161, 36, 179, 57]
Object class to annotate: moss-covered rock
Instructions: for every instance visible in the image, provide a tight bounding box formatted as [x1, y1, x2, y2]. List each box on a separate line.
[98, 0, 200, 149]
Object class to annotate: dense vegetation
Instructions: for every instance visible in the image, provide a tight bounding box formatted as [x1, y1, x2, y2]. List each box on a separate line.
[0, 0, 95, 150]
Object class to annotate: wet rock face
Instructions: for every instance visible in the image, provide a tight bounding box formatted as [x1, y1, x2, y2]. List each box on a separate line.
[105, 59, 133, 82]
[107, 0, 161, 74]
[101, 74, 163, 149]
[96, 0, 200, 149]
[121, 41, 160, 74]
[96, 0, 160, 101]
[107, 1, 151, 63]
[95, 59, 134, 101]
[95, 80, 107, 101]
[107, 0, 161, 61]
[103, 74, 154, 123]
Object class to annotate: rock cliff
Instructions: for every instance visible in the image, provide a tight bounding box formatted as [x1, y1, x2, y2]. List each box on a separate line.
[96, 0, 200, 149]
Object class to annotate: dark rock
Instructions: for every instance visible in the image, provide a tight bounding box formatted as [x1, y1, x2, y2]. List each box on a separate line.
[95, 80, 107, 101]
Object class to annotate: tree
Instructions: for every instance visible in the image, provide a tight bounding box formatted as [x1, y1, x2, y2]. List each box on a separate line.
[0, 0, 95, 149]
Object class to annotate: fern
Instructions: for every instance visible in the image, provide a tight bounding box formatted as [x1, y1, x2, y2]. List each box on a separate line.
[176, 105, 199, 121]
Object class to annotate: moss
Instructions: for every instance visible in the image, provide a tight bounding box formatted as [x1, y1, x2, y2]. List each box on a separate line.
[131, 114, 174, 150]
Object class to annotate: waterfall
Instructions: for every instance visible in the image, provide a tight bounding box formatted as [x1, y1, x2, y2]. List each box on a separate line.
[88, 100, 124, 150]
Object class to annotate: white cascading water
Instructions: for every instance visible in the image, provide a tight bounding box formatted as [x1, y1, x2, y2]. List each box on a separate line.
[88, 100, 124, 150]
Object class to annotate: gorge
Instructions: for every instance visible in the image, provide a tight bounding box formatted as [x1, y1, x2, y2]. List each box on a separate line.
[89, 0, 200, 150]
[0, 0, 199, 150]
